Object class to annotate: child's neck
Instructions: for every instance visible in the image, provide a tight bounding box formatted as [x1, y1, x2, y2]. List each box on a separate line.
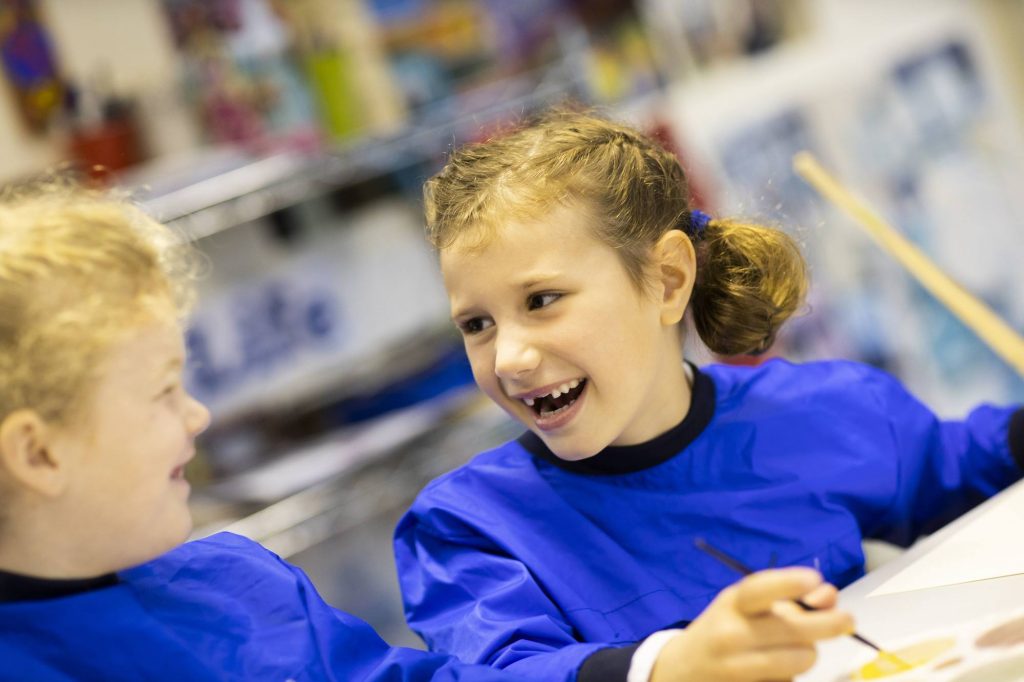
[615, 356, 693, 447]
[0, 513, 118, 580]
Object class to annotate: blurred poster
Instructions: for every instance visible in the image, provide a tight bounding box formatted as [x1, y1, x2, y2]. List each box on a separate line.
[707, 34, 1024, 412]
[0, 0, 63, 132]
[184, 198, 451, 420]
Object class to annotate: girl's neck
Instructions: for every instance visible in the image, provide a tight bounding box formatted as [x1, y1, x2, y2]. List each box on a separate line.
[0, 513, 115, 580]
[614, 348, 693, 447]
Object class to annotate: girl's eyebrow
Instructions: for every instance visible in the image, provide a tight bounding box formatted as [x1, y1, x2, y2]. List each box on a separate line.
[515, 273, 560, 290]
[159, 357, 184, 375]
[448, 272, 563, 319]
[449, 302, 480, 322]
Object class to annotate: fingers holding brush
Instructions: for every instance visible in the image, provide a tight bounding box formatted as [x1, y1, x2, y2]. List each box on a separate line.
[650, 569, 854, 682]
[734, 569, 854, 645]
[734, 567, 827, 615]
[799, 581, 839, 609]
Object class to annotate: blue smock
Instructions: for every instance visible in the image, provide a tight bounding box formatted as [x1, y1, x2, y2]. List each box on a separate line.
[0, 532, 525, 681]
[394, 359, 1024, 681]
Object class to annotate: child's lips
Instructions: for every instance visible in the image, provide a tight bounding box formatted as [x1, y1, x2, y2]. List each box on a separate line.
[509, 377, 586, 403]
[170, 452, 194, 480]
[532, 380, 587, 431]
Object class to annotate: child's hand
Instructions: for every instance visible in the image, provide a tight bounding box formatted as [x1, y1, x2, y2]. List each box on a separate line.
[650, 568, 853, 682]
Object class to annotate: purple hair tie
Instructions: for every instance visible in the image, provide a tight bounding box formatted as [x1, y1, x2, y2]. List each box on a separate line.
[689, 209, 711, 239]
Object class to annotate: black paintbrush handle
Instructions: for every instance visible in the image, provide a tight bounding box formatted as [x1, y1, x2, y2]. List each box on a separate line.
[694, 538, 883, 654]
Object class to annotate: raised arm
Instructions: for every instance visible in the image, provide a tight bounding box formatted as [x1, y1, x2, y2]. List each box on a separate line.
[856, 366, 1023, 545]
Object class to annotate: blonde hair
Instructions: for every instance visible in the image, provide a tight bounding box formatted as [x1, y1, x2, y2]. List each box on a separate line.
[424, 109, 807, 356]
[0, 181, 198, 426]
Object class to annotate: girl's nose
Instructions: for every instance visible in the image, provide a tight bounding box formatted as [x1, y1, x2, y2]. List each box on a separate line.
[185, 394, 212, 436]
[493, 330, 541, 379]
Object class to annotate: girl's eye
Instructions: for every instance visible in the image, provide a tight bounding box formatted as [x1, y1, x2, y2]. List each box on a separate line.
[527, 293, 561, 310]
[458, 317, 494, 335]
[157, 382, 180, 400]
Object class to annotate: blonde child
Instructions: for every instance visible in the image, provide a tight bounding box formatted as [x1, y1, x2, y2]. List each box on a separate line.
[0, 186, 529, 681]
[393, 111, 1024, 681]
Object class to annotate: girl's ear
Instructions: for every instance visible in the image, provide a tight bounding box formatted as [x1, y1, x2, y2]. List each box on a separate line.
[652, 229, 696, 326]
[0, 410, 69, 498]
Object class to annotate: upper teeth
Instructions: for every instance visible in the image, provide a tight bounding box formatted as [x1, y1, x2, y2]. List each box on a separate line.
[523, 379, 581, 406]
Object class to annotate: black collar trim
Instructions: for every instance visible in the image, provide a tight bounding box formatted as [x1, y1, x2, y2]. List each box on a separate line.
[0, 567, 119, 604]
[517, 363, 716, 475]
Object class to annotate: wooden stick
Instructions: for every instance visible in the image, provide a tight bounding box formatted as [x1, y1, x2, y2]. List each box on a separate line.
[792, 151, 1024, 378]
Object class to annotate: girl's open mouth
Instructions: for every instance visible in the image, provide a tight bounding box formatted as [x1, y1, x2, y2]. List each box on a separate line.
[522, 379, 587, 430]
[525, 379, 586, 417]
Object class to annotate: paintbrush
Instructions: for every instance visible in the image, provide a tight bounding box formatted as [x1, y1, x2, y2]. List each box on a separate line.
[694, 538, 911, 667]
[792, 151, 1024, 379]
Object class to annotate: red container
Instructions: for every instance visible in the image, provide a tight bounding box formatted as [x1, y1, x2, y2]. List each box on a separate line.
[68, 117, 143, 181]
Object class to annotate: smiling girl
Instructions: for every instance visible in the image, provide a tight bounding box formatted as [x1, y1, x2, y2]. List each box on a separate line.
[0, 185, 530, 681]
[393, 110, 1024, 682]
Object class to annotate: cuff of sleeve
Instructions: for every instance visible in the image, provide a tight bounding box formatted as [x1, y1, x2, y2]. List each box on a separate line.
[577, 643, 640, 682]
[1009, 408, 1024, 471]
[627, 629, 685, 682]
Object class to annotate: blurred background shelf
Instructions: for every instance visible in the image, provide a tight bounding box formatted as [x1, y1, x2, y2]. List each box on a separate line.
[125, 69, 586, 240]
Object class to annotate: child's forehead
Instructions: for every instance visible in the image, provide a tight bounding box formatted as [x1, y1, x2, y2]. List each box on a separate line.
[96, 308, 184, 374]
[441, 219, 534, 261]
[441, 213, 612, 283]
[447, 199, 598, 252]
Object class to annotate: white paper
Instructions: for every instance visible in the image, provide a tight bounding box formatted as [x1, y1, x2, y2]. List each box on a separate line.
[868, 485, 1024, 597]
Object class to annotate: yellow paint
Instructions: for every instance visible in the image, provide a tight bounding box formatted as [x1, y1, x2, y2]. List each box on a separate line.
[853, 637, 957, 679]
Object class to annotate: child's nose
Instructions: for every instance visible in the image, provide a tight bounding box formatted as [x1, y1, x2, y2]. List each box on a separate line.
[185, 394, 212, 436]
[493, 329, 540, 378]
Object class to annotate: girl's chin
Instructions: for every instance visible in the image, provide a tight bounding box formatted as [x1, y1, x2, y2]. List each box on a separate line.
[553, 450, 597, 462]
[538, 434, 604, 461]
